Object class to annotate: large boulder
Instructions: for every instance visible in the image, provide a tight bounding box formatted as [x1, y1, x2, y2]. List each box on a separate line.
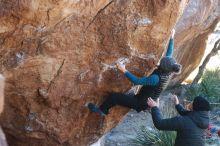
[0, 0, 219, 145]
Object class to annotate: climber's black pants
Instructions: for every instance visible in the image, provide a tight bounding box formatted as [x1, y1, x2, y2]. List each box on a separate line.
[99, 92, 148, 114]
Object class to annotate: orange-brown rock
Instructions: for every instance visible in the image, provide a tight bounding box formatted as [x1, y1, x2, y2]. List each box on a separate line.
[0, 0, 219, 146]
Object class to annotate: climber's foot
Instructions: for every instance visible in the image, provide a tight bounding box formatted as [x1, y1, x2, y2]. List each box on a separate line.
[87, 103, 106, 117]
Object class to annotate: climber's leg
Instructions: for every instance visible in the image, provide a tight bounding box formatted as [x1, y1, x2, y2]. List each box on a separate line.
[99, 92, 144, 114]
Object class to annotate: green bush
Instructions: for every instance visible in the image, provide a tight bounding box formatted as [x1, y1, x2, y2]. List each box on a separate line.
[132, 127, 161, 146]
[132, 126, 176, 146]
[186, 68, 220, 103]
[156, 131, 176, 146]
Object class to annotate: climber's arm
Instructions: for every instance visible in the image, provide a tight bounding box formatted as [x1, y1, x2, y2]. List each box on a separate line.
[124, 71, 159, 86]
[116, 63, 159, 86]
[166, 29, 175, 57]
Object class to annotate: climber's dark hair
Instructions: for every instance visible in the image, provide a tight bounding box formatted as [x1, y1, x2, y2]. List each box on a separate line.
[159, 57, 182, 74]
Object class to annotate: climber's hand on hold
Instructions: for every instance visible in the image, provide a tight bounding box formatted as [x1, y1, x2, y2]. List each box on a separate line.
[171, 29, 175, 38]
[116, 62, 127, 73]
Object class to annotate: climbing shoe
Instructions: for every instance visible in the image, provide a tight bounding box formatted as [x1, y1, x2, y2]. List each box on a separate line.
[87, 103, 106, 117]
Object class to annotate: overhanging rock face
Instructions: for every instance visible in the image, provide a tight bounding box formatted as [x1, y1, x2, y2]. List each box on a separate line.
[0, 0, 219, 146]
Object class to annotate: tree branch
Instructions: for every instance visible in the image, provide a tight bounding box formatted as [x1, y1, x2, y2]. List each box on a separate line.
[192, 38, 220, 84]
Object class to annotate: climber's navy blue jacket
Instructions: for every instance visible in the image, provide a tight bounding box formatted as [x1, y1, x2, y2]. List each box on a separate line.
[151, 104, 209, 146]
[124, 38, 174, 86]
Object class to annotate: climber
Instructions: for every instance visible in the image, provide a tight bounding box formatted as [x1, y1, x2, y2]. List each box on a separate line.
[87, 29, 182, 116]
[147, 95, 210, 146]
